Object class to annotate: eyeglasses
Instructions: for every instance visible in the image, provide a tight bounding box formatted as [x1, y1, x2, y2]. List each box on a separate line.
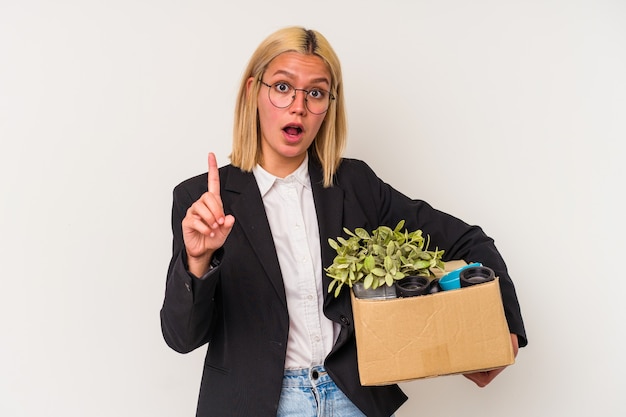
[259, 80, 335, 115]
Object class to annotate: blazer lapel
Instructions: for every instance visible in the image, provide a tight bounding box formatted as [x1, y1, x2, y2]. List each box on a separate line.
[308, 157, 345, 310]
[223, 167, 287, 306]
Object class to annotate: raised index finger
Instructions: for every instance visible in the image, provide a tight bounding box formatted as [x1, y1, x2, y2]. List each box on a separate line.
[207, 152, 220, 196]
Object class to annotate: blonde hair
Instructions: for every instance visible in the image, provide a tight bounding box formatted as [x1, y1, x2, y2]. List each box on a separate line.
[230, 26, 347, 187]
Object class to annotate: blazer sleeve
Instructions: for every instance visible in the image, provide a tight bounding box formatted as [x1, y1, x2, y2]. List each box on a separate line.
[160, 174, 222, 354]
[336, 159, 528, 347]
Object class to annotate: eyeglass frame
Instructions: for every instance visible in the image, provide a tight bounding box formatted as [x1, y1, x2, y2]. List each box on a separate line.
[258, 80, 336, 114]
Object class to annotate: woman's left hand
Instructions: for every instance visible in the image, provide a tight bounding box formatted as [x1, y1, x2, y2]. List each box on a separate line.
[462, 333, 519, 387]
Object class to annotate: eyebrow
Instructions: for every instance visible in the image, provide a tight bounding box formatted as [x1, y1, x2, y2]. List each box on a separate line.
[269, 69, 330, 87]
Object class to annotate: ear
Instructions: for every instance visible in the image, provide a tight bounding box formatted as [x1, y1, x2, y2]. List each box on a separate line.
[245, 77, 256, 97]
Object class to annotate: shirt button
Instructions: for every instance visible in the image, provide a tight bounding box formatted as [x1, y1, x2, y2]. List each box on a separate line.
[340, 315, 350, 326]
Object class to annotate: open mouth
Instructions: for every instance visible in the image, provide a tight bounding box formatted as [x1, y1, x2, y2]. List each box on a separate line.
[283, 124, 303, 136]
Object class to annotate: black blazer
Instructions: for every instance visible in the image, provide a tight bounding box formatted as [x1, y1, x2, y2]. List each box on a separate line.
[160, 155, 527, 417]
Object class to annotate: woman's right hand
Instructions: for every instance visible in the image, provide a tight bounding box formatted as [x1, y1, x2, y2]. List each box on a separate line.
[181, 152, 235, 277]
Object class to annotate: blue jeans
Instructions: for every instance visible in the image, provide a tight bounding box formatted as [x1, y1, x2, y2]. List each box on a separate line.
[276, 366, 395, 417]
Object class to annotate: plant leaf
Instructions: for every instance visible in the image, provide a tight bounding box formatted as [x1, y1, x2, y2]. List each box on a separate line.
[384, 241, 392, 257]
[371, 267, 386, 277]
[385, 273, 394, 286]
[337, 237, 349, 246]
[364, 274, 374, 289]
[334, 282, 343, 297]
[414, 259, 431, 270]
[384, 255, 393, 271]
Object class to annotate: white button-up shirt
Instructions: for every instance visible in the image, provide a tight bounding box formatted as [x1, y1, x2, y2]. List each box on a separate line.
[253, 155, 338, 368]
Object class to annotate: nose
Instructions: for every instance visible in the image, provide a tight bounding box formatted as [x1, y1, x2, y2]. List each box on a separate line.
[289, 89, 307, 114]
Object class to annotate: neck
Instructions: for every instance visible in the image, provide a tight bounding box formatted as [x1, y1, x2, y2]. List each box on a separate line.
[260, 153, 307, 178]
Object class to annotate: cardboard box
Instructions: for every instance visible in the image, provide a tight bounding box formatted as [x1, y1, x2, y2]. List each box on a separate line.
[351, 260, 514, 386]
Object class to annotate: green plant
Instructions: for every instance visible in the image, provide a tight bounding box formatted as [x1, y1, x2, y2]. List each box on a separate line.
[325, 220, 445, 297]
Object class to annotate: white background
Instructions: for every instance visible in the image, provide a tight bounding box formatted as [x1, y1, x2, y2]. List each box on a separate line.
[1, 1, 624, 416]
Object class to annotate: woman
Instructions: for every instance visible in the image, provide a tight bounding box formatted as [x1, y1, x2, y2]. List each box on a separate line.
[160, 26, 527, 417]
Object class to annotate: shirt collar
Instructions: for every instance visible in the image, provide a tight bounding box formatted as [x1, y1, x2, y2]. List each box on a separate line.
[253, 153, 311, 197]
